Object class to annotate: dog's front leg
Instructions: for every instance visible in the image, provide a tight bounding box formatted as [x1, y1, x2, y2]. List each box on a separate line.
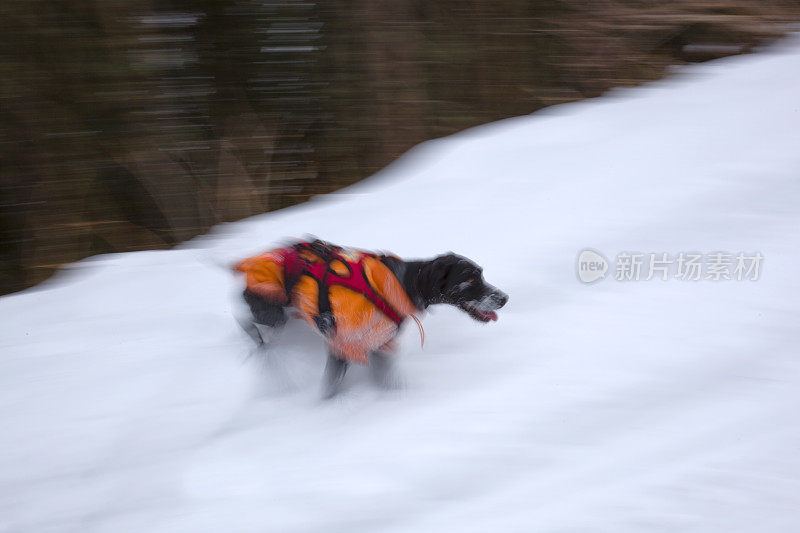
[322, 351, 348, 399]
[369, 351, 402, 390]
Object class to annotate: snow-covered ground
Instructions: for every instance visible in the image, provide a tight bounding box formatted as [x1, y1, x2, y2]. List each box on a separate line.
[3, 36, 800, 533]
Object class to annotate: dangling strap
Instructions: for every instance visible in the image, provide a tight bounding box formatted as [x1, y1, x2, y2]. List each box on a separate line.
[409, 313, 424, 348]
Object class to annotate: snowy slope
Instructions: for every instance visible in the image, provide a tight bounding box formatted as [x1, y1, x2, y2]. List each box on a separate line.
[3, 37, 800, 533]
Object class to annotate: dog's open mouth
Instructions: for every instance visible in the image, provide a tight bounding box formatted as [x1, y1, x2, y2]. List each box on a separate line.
[460, 303, 498, 322]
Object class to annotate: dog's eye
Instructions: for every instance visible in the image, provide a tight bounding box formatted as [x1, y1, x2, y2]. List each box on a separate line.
[466, 278, 475, 284]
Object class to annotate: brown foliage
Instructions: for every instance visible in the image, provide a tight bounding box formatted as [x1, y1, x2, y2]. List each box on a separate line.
[1, 0, 799, 293]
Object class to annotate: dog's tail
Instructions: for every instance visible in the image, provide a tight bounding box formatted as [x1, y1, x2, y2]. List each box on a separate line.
[200, 252, 241, 274]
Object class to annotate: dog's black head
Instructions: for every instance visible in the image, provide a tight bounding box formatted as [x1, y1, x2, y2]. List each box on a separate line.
[416, 253, 508, 322]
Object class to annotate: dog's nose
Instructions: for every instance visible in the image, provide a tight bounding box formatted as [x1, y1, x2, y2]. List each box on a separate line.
[491, 289, 508, 309]
[493, 290, 509, 308]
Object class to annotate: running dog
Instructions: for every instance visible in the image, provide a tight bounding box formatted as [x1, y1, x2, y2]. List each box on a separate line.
[234, 239, 508, 396]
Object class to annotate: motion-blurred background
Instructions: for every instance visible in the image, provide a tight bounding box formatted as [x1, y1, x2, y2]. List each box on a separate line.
[2, 0, 799, 295]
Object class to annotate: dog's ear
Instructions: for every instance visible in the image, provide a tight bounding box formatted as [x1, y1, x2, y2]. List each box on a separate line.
[417, 253, 458, 303]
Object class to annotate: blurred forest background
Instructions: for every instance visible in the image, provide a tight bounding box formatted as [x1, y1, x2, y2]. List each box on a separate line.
[2, 0, 799, 295]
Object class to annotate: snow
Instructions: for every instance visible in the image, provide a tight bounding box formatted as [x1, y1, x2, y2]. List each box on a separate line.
[3, 36, 800, 532]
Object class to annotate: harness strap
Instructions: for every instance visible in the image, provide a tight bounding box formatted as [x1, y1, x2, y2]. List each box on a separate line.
[287, 241, 405, 332]
[332, 261, 403, 325]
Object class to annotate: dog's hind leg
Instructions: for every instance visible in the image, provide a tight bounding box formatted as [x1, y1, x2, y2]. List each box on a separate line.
[236, 315, 266, 347]
[322, 352, 348, 399]
[241, 290, 288, 349]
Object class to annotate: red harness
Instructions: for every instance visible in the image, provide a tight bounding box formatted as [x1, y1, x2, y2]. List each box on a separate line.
[281, 241, 404, 327]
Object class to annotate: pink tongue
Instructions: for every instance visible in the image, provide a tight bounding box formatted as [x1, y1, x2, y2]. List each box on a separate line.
[485, 311, 498, 322]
